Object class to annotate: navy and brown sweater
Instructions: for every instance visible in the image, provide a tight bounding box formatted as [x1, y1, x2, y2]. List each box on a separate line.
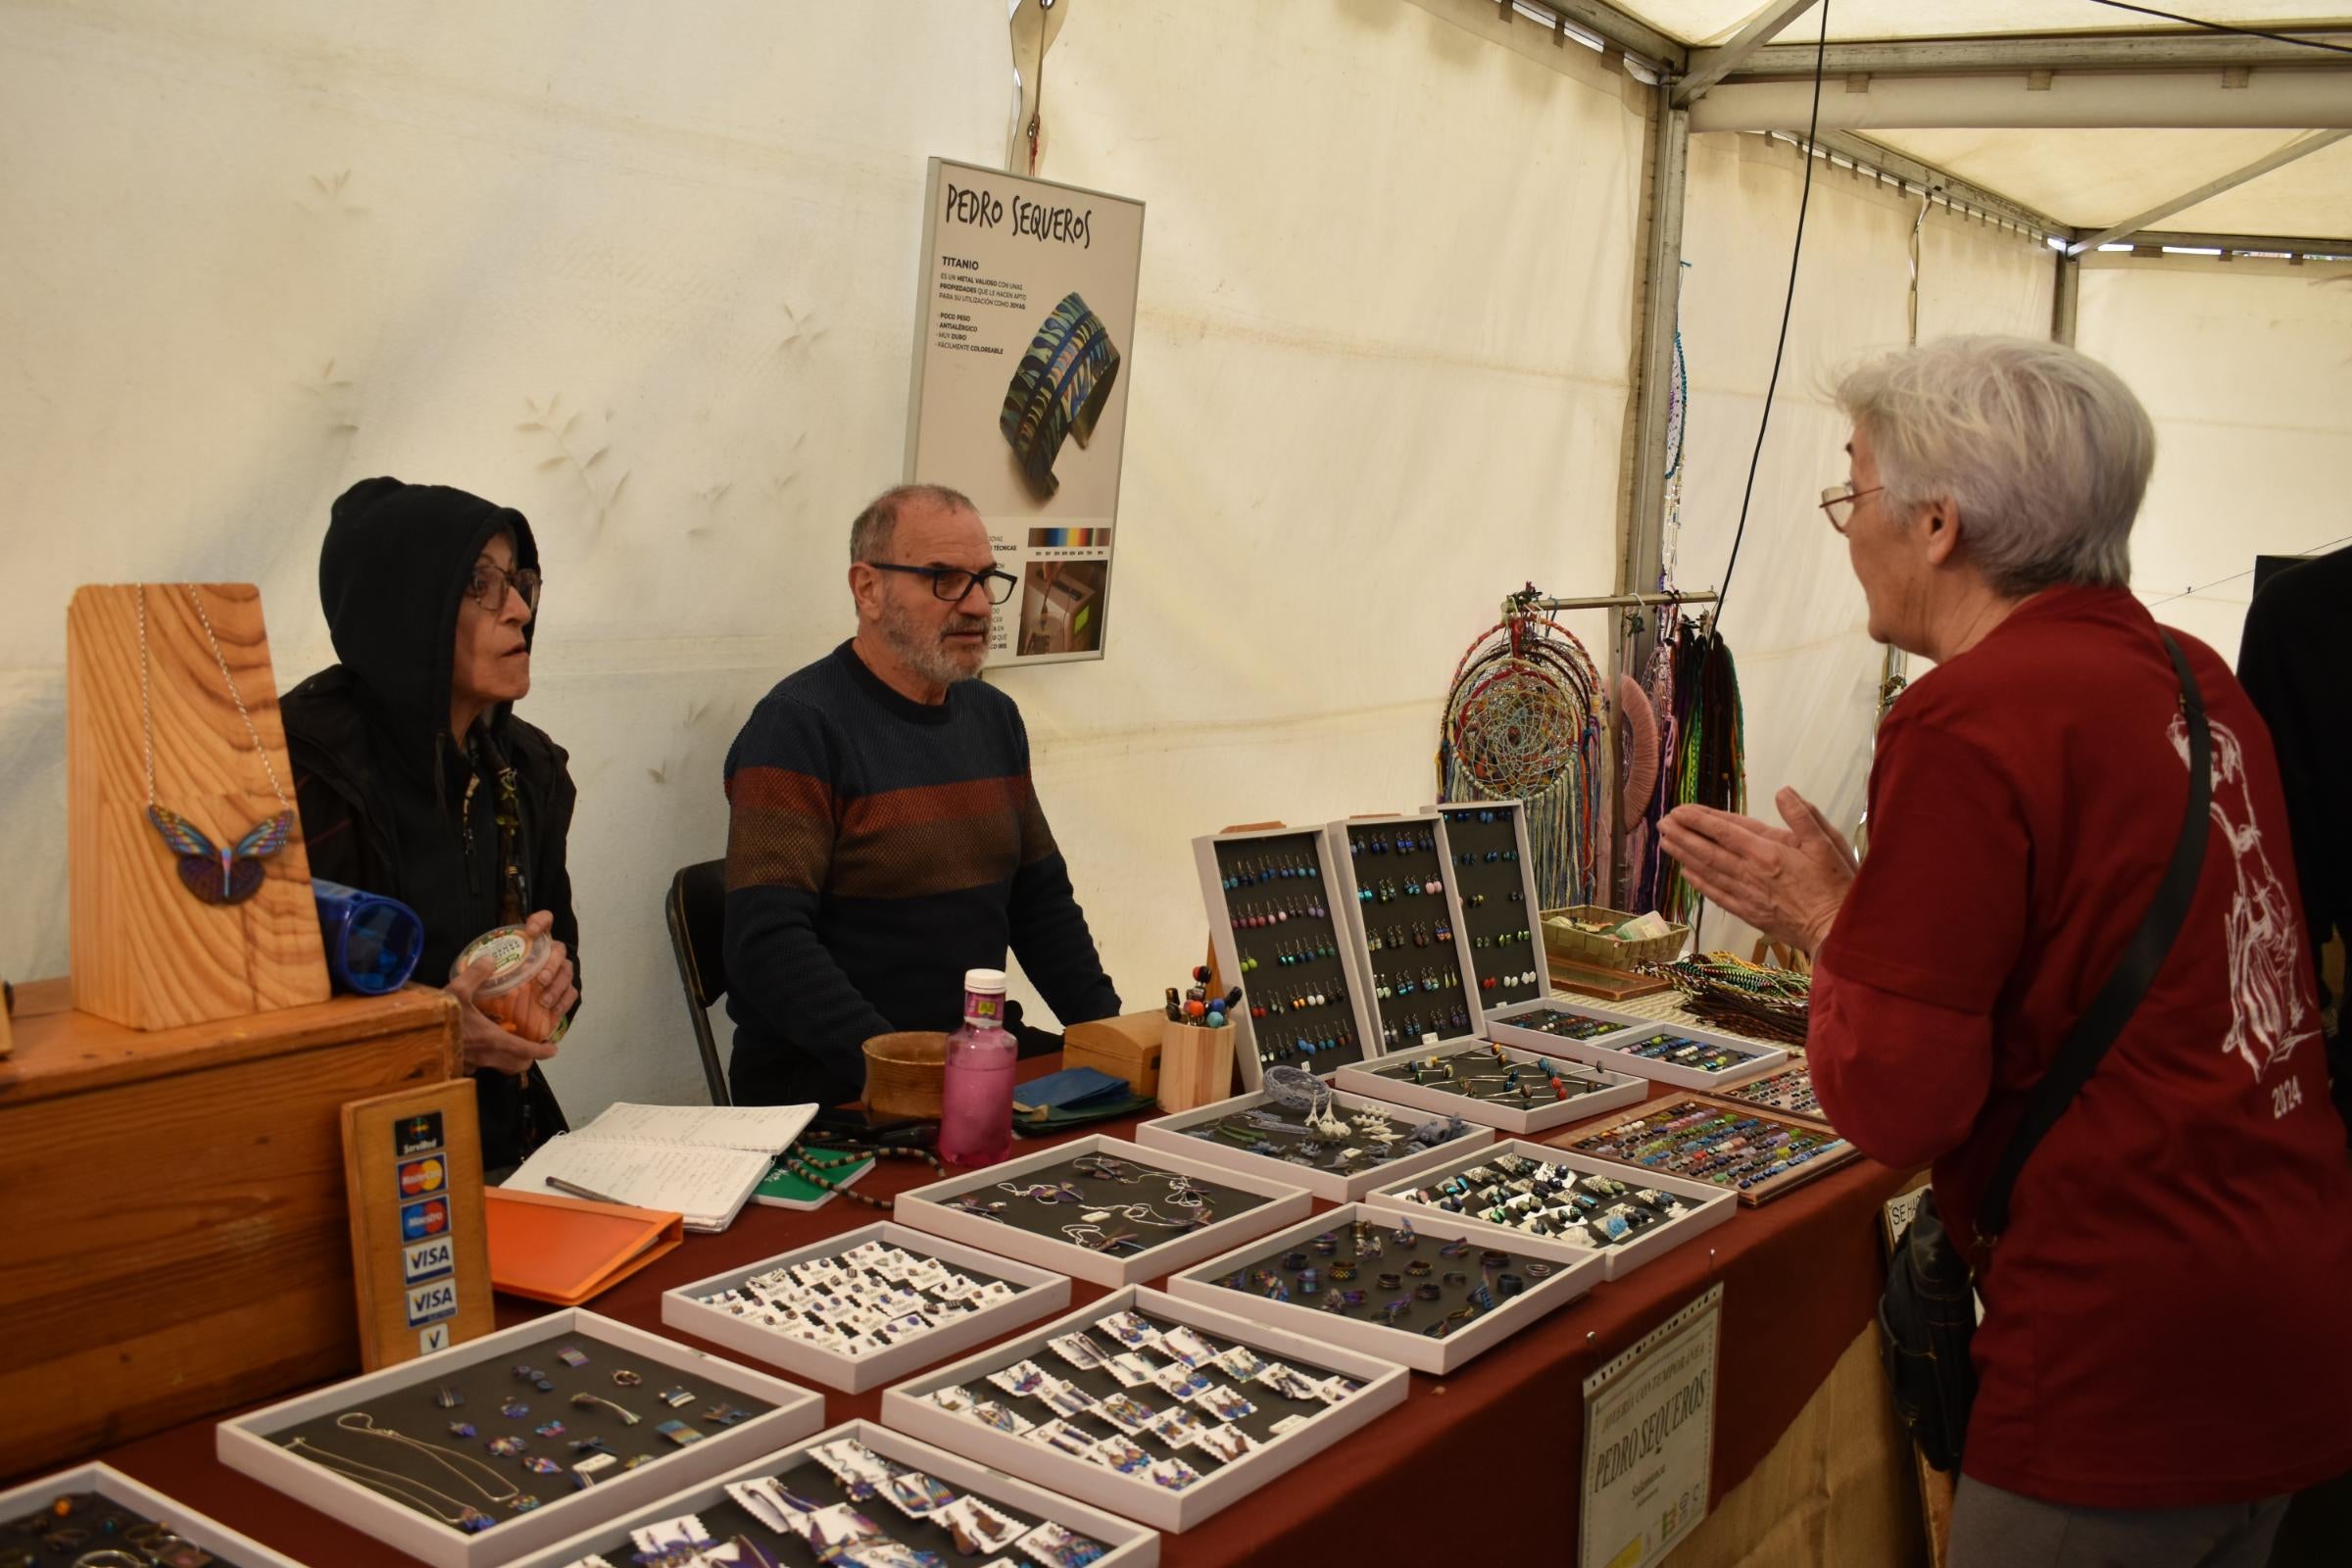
[721, 641, 1120, 1105]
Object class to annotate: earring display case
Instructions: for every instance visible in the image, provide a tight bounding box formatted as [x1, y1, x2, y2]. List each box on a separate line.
[1426, 800, 1550, 1013]
[661, 1223, 1073, 1395]
[891, 1136, 1313, 1290]
[505, 1420, 1157, 1568]
[217, 1310, 824, 1568]
[1548, 1095, 1857, 1206]
[1193, 827, 1378, 1091]
[1325, 815, 1481, 1055]
[1361, 1139, 1737, 1281]
[1134, 1084, 1492, 1202]
[1700, 1061, 1833, 1127]
[1164, 1203, 1604, 1377]
[1482, 996, 1788, 1090]
[0, 1464, 306, 1568]
[1332, 1037, 1647, 1136]
[880, 1285, 1406, 1533]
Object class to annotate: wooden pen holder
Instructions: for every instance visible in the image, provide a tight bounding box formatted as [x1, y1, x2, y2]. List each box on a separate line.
[1156, 1019, 1237, 1112]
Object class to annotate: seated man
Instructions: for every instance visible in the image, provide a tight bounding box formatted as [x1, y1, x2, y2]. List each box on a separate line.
[721, 483, 1121, 1105]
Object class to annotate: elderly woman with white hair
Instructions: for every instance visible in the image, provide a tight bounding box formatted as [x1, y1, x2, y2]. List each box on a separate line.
[1660, 336, 2352, 1568]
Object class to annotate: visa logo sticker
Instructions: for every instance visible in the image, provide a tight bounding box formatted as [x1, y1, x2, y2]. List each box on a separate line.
[406, 1278, 459, 1328]
[403, 1236, 455, 1284]
[418, 1323, 451, 1355]
[400, 1197, 450, 1243]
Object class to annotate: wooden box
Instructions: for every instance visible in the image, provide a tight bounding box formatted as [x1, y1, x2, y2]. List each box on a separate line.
[0, 976, 460, 1478]
[1063, 1009, 1164, 1096]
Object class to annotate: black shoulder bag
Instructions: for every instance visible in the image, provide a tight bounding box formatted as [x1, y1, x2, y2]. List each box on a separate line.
[1878, 633, 2211, 1472]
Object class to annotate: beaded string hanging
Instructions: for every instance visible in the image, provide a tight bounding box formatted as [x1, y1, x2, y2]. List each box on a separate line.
[1436, 598, 1604, 907]
[1656, 952, 1809, 1044]
[1623, 614, 1746, 923]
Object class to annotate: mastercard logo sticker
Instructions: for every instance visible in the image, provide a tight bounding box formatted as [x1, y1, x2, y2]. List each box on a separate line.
[401, 1198, 450, 1242]
[399, 1156, 447, 1198]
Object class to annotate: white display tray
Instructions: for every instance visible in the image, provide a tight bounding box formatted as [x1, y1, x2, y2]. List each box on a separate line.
[504, 1418, 1158, 1568]
[1483, 997, 1788, 1089]
[1427, 798, 1554, 1015]
[0, 1463, 309, 1567]
[1325, 813, 1482, 1052]
[218, 1309, 825, 1568]
[891, 1136, 1313, 1288]
[1194, 824, 1381, 1092]
[1133, 1085, 1494, 1201]
[880, 1285, 1407, 1534]
[1359, 1138, 1740, 1281]
[661, 1221, 1073, 1395]
[1332, 1039, 1648, 1135]
[1165, 1203, 1604, 1376]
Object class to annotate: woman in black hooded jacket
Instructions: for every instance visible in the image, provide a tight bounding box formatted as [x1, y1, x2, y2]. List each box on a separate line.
[281, 477, 578, 1169]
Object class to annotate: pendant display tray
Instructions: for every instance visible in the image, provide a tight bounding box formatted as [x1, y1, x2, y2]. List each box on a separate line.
[1362, 1139, 1738, 1281]
[1333, 1037, 1647, 1135]
[1481, 996, 1788, 1089]
[881, 1285, 1406, 1533]
[662, 1222, 1072, 1395]
[1167, 1203, 1603, 1376]
[1134, 1084, 1492, 1202]
[218, 1309, 824, 1568]
[1545, 1095, 1858, 1206]
[892, 1136, 1312, 1289]
[1194, 825, 1381, 1090]
[0, 1464, 306, 1568]
[505, 1419, 1157, 1568]
[1325, 814, 1482, 1051]
[1426, 800, 1551, 1012]
[1700, 1060, 1834, 1127]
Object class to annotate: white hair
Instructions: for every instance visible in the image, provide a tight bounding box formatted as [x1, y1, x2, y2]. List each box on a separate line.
[1836, 336, 2156, 598]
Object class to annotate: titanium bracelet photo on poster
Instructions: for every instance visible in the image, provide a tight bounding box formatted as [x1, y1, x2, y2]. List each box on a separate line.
[1133, 1070, 1494, 1203]
[502, 1419, 1157, 1568]
[1193, 825, 1382, 1091]
[661, 1222, 1073, 1396]
[1164, 1203, 1605, 1378]
[1331, 1036, 1649, 1136]
[0, 1463, 307, 1568]
[1425, 800, 1553, 1012]
[217, 1310, 824, 1568]
[1481, 996, 1789, 1090]
[1553, 1095, 1859, 1207]
[880, 1285, 1406, 1535]
[1324, 815, 1483, 1051]
[891, 1136, 1313, 1290]
[1362, 1138, 1738, 1281]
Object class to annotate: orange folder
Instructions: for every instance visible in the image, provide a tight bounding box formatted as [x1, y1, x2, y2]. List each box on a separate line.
[483, 1187, 685, 1305]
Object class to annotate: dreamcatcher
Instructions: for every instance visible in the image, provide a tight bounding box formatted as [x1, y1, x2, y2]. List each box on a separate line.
[1436, 596, 1605, 907]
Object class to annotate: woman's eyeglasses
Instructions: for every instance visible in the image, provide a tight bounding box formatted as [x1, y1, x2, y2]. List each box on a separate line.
[1819, 484, 1884, 535]
[466, 560, 542, 612]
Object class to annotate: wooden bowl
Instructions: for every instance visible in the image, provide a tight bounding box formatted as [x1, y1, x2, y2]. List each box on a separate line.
[861, 1030, 948, 1119]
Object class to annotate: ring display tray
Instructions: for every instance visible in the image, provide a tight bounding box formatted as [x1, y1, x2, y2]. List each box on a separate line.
[1165, 1203, 1604, 1376]
[0, 1464, 307, 1568]
[218, 1309, 824, 1568]
[1545, 1095, 1858, 1206]
[1332, 1037, 1647, 1136]
[662, 1223, 1072, 1395]
[1426, 800, 1550, 1015]
[1134, 1085, 1492, 1202]
[1194, 826, 1379, 1090]
[1326, 815, 1482, 1054]
[880, 1285, 1406, 1533]
[891, 1136, 1312, 1289]
[1700, 1060, 1833, 1127]
[1361, 1139, 1737, 1281]
[505, 1419, 1157, 1568]
[1483, 997, 1788, 1089]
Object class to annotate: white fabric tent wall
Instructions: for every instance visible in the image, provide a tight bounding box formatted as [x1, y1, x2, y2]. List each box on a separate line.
[1670, 131, 2053, 955]
[2075, 255, 2352, 661]
[0, 0, 1646, 1118]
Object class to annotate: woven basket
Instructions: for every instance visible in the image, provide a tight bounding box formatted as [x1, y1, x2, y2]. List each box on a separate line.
[1541, 904, 1689, 969]
[861, 1031, 948, 1119]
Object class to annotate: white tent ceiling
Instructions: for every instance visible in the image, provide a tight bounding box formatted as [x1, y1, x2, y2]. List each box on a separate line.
[1634, 1, 2352, 46]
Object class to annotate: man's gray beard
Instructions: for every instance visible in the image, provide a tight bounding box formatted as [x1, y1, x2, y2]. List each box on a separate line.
[882, 603, 988, 689]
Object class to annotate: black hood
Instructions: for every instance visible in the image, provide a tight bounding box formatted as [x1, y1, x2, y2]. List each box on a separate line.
[319, 477, 540, 766]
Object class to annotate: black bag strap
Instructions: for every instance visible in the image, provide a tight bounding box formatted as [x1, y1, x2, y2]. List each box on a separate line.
[1975, 632, 2211, 1249]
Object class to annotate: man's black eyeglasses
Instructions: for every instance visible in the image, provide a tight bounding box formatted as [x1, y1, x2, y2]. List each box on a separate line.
[869, 563, 1018, 606]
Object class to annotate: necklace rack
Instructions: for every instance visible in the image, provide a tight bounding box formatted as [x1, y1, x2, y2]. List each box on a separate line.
[134, 584, 297, 906]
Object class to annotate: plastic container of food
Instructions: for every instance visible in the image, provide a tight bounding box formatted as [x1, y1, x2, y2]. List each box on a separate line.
[450, 923, 564, 1042]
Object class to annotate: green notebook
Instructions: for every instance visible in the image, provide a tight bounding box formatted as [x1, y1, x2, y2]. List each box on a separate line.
[753, 1150, 876, 1210]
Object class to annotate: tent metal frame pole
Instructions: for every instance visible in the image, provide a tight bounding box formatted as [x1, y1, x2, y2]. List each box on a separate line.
[2126, 228, 2352, 257]
[1516, 590, 1720, 614]
[1672, 0, 1819, 107]
[1728, 31, 2352, 78]
[2053, 250, 2082, 346]
[1806, 130, 2070, 240]
[2069, 130, 2352, 255]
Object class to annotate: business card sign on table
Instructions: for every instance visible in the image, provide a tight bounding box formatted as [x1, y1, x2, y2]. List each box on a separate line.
[1581, 1284, 1722, 1568]
[905, 156, 1146, 667]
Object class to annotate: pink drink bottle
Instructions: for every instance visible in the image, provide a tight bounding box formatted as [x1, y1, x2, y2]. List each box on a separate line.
[938, 967, 1016, 1166]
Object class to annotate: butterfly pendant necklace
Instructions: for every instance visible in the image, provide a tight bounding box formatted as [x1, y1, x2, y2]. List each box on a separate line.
[136, 584, 296, 906]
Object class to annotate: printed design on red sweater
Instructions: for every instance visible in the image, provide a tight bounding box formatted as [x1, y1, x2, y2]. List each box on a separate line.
[2173, 712, 2320, 1082]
